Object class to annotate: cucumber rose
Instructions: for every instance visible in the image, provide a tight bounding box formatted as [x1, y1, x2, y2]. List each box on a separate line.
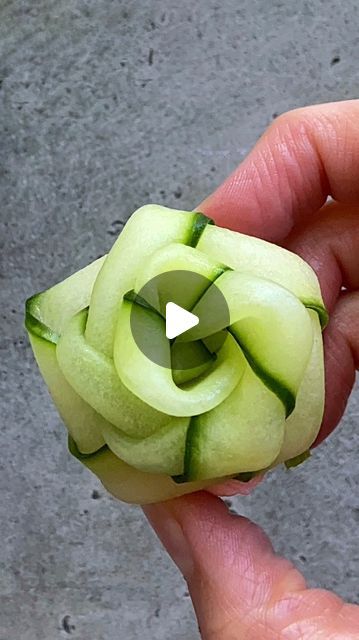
[25, 204, 328, 504]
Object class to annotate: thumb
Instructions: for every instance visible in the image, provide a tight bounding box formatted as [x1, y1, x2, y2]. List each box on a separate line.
[144, 492, 359, 639]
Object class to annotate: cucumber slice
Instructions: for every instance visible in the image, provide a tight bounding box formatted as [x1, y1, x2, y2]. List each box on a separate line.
[198, 224, 327, 326]
[181, 359, 286, 481]
[68, 437, 216, 504]
[56, 308, 183, 438]
[85, 205, 213, 356]
[25, 256, 106, 341]
[114, 300, 245, 416]
[100, 419, 189, 475]
[29, 333, 106, 453]
[274, 310, 324, 463]
[180, 270, 313, 416]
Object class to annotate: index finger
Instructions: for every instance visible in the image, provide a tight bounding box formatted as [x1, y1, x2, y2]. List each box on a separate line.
[200, 100, 359, 241]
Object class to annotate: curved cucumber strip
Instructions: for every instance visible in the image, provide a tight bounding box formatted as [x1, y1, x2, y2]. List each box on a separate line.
[100, 419, 189, 475]
[274, 310, 324, 463]
[29, 333, 106, 453]
[114, 300, 245, 416]
[25, 256, 106, 342]
[68, 437, 216, 505]
[180, 270, 313, 416]
[198, 224, 327, 324]
[85, 206, 213, 356]
[134, 242, 226, 314]
[57, 309, 184, 437]
[180, 360, 286, 481]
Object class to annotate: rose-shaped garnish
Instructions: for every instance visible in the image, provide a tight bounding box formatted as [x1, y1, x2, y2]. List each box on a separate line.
[25, 205, 328, 504]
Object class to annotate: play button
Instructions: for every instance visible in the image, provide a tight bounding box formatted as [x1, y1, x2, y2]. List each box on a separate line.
[165, 302, 199, 340]
[129, 269, 230, 370]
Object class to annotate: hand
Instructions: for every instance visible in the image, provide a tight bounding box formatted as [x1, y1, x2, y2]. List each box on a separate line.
[144, 100, 359, 639]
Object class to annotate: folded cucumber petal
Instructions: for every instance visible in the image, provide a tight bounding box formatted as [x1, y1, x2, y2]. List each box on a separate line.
[274, 310, 324, 463]
[198, 224, 327, 325]
[29, 333, 106, 454]
[57, 309, 178, 437]
[180, 361, 286, 481]
[25, 256, 106, 341]
[100, 418, 189, 475]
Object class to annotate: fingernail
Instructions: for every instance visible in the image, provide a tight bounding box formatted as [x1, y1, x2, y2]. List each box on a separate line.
[144, 503, 194, 578]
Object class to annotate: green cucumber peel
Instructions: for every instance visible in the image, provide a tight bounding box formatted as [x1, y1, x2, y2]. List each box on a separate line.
[233, 471, 259, 482]
[228, 327, 296, 418]
[302, 301, 329, 329]
[187, 211, 215, 248]
[123, 289, 162, 317]
[284, 449, 311, 469]
[25, 295, 59, 344]
[172, 415, 200, 483]
[68, 435, 108, 461]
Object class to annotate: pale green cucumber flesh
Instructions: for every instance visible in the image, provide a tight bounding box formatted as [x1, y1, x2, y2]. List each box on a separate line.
[273, 310, 324, 463]
[100, 419, 189, 475]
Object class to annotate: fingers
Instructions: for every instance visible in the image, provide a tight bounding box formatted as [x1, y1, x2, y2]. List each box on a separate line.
[284, 201, 359, 444]
[145, 493, 359, 640]
[316, 291, 359, 445]
[199, 100, 359, 242]
[286, 201, 359, 311]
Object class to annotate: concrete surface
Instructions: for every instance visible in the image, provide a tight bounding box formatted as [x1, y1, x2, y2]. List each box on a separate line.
[1, 1, 359, 638]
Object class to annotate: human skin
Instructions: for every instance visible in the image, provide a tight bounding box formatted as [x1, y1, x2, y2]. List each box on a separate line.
[144, 100, 359, 639]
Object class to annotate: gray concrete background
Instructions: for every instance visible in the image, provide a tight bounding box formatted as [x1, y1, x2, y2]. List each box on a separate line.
[1, 1, 359, 638]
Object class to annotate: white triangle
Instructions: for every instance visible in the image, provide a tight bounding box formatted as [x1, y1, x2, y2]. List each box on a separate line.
[165, 302, 199, 340]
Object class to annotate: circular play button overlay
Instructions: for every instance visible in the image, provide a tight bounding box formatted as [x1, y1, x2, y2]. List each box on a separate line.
[128, 270, 230, 370]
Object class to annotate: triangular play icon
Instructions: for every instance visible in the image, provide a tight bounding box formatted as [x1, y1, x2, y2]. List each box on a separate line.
[165, 302, 199, 340]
